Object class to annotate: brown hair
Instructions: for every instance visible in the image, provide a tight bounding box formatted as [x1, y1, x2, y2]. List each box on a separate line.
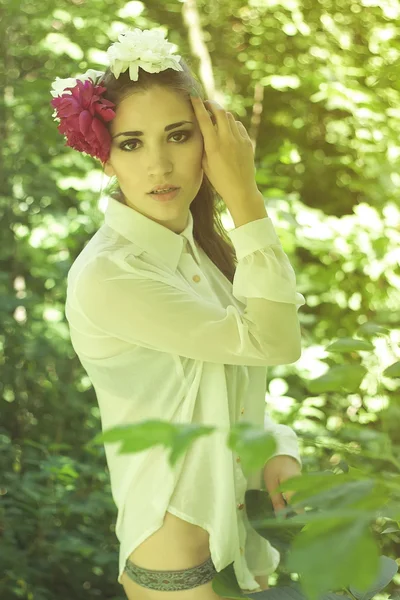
[98, 57, 237, 284]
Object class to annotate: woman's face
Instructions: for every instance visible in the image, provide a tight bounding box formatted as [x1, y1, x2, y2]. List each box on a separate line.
[103, 86, 204, 233]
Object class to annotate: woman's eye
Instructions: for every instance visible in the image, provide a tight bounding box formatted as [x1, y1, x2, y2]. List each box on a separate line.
[120, 131, 191, 152]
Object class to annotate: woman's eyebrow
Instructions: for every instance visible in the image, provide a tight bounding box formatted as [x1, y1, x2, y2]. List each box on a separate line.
[112, 121, 194, 139]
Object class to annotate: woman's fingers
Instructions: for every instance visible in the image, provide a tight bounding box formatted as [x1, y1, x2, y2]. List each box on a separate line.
[190, 95, 214, 128]
[225, 109, 247, 140]
[205, 99, 249, 142]
[190, 96, 231, 143]
[189, 94, 258, 201]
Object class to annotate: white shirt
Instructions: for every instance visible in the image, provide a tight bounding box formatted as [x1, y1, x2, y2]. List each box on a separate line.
[65, 196, 306, 592]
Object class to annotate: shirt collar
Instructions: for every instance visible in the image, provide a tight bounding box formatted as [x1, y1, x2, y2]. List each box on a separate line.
[104, 196, 202, 271]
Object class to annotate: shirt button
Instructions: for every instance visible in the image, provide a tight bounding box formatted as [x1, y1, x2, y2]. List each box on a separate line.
[192, 274, 201, 283]
[240, 547, 244, 555]
[240, 408, 245, 415]
[236, 456, 241, 463]
[237, 503, 245, 510]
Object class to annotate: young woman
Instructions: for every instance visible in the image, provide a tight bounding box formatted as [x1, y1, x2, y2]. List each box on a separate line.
[57, 28, 305, 600]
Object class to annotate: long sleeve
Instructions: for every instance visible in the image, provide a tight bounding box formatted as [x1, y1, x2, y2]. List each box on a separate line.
[263, 413, 302, 468]
[72, 217, 305, 367]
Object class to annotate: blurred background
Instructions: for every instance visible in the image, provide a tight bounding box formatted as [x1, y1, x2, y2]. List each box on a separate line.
[1, 0, 399, 598]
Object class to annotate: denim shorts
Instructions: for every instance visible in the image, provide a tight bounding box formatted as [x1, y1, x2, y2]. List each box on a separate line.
[123, 554, 217, 591]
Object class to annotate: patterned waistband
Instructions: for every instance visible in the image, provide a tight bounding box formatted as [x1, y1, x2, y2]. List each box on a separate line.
[124, 555, 217, 591]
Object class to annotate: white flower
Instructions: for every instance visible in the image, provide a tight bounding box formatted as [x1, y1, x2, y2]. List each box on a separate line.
[50, 69, 105, 98]
[106, 27, 183, 80]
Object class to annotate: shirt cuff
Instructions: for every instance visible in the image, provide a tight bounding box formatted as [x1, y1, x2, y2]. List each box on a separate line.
[263, 416, 302, 468]
[227, 217, 281, 261]
[227, 217, 306, 309]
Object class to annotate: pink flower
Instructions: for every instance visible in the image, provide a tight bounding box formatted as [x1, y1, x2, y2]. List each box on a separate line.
[50, 77, 116, 163]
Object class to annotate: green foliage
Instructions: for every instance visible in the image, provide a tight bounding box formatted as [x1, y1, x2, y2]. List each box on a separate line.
[1, 0, 399, 599]
[93, 423, 400, 600]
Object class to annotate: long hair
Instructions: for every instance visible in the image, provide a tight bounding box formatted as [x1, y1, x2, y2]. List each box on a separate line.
[99, 57, 237, 284]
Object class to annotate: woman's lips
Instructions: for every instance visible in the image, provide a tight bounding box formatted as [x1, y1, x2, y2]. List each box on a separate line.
[149, 188, 181, 201]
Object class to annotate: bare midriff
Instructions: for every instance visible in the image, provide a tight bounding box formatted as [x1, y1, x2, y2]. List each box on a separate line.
[127, 510, 211, 570]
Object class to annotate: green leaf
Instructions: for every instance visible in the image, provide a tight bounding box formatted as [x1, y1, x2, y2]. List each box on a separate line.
[307, 365, 367, 393]
[349, 555, 398, 600]
[325, 337, 374, 352]
[383, 361, 400, 378]
[227, 422, 277, 475]
[287, 518, 380, 600]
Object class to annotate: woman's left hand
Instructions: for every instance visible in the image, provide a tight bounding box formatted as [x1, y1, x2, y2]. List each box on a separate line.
[263, 455, 303, 517]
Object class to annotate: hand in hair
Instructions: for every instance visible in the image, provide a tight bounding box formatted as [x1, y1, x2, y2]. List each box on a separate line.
[190, 96, 259, 206]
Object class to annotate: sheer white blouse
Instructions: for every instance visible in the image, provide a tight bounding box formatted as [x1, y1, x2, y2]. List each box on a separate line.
[65, 196, 306, 592]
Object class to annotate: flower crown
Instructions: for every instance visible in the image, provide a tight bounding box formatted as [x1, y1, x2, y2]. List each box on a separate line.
[50, 28, 184, 164]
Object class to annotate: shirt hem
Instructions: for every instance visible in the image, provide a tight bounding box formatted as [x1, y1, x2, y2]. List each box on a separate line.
[117, 515, 167, 584]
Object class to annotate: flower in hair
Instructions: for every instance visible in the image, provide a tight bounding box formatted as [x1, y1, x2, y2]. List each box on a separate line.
[50, 28, 184, 162]
[107, 28, 184, 80]
[50, 70, 116, 163]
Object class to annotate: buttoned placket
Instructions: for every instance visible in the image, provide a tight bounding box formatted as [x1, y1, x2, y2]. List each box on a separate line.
[182, 238, 247, 556]
[237, 405, 246, 555]
[181, 239, 212, 298]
